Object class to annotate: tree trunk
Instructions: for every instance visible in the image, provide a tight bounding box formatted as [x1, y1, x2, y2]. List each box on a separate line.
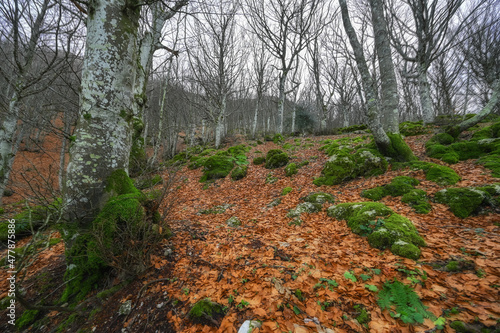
[277, 73, 287, 134]
[0, 95, 21, 203]
[419, 65, 434, 124]
[252, 98, 259, 139]
[370, 0, 399, 134]
[446, 79, 500, 138]
[64, 0, 140, 223]
[339, 0, 415, 161]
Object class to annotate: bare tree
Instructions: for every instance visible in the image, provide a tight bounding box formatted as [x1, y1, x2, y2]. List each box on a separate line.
[244, 0, 329, 134]
[445, 1, 500, 137]
[186, 0, 244, 148]
[0, 0, 82, 204]
[387, 0, 470, 124]
[339, 0, 416, 161]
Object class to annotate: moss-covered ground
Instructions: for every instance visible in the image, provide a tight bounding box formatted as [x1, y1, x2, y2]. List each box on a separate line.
[2, 124, 500, 333]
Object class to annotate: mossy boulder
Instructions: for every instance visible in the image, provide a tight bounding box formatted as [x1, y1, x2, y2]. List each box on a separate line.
[272, 133, 285, 144]
[401, 189, 432, 214]
[287, 202, 322, 218]
[226, 216, 241, 227]
[285, 163, 298, 177]
[399, 120, 431, 136]
[385, 176, 419, 196]
[314, 148, 387, 186]
[231, 165, 248, 180]
[253, 156, 266, 165]
[434, 188, 489, 218]
[188, 299, 225, 326]
[265, 149, 289, 169]
[390, 241, 421, 260]
[477, 154, 500, 177]
[327, 202, 393, 234]
[426, 133, 455, 147]
[361, 176, 419, 201]
[407, 161, 460, 185]
[302, 192, 335, 204]
[328, 202, 425, 260]
[472, 120, 500, 140]
[201, 155, 234, 182]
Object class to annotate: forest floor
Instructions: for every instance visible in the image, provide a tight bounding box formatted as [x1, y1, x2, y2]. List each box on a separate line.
[0, 129, 499, 333]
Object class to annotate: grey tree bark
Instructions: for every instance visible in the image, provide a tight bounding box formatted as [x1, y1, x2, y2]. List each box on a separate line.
[339, 0, 416, 161]
[370, 0, 399, 134]
[64, 0, 141, 222]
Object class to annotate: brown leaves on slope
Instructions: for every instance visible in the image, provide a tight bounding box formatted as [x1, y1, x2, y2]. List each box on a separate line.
[139, 135, 500, 332]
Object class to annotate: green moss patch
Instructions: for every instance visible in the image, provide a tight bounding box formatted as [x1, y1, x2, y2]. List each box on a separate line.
[200, 145, 250, 182]
[301, 192, 335, 204]
[434, 187, 490, 218]
[284, 163, 298, 177]
[231, 165, 248, 180]
[253, 156, 266, 165]
[201, 155, 234, 182]
[188, 299, 225, 326]
[328, 203, 425, 260]
[62, 170, 163, 303]
[314, 148, 387, 186]
[265, 149, 289, 169]
[426, 121, 500, 175]
[361, 176, 421, 201]
[401, 189, 432, 214]
[399, 120, 433, 136]
[407, 161, 460, 185]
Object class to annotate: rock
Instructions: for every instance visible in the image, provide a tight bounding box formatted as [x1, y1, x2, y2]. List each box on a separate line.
[287, 202, 322, 218]
[238, 320, 262, 333]
[118, 300, 132, 316]
[226, 216, 241, 227]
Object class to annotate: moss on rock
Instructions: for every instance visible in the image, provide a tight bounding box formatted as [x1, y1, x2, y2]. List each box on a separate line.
[390, 240, 421, 260]
[287, 202, 323, 218]
[385, 176, 419, 196]
[434, 188, 488, 218]
[201, 155, 234, 182]
[477, 154, 500, 177]
[408, 161, 460, 185]
[285, 163, 298, 177]
[265, 149, 289, 169]
[314, 148, 387, 186]
[302, 192, 335, 204]
[253, 156, 266, 165]
[401, 189, 431, 214]
[361, 176, 419, 201]
[328, 202, 425, 260]
[231, 165, 248, 180]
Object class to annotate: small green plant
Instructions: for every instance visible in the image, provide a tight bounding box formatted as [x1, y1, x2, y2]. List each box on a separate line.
[294, 289, 305, 302]
[377, 279, 435, 324]
[282, 187, 293, 195]
[237, 300, 249, 309]
[358, 218, 385, 236]
[182, 287, 190, 295]
[344, 271, 357, 282]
